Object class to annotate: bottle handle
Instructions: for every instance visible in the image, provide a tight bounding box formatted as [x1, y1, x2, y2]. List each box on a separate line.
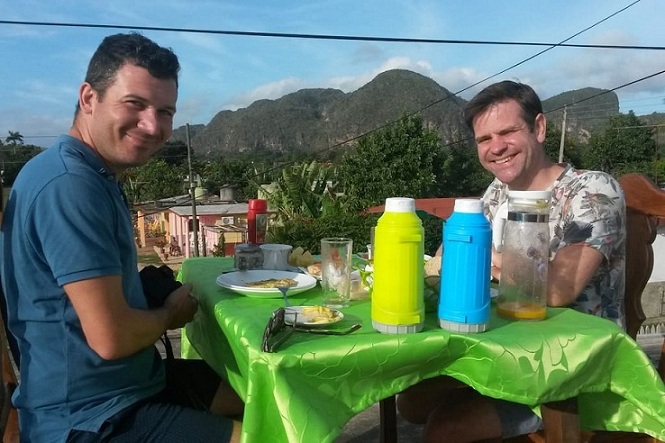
[398, 234, 422, 243]
[492, 201, 508, 253]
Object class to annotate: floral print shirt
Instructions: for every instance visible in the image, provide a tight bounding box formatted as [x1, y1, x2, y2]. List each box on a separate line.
[482, 164, 626, 327]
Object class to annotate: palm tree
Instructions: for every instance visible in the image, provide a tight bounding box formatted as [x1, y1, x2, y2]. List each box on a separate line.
[5, 131, 23, 145]
[5, 131, 24, 154]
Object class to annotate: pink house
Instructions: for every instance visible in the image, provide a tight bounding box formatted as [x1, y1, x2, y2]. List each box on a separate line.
[166, 202, 251, 257]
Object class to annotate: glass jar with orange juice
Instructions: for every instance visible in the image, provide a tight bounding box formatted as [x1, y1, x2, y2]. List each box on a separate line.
[497, 190, 551, 320]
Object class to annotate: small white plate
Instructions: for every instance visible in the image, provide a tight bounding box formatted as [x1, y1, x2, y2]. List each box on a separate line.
[284, 306, 344, 327]
[216, 270, 317, 298]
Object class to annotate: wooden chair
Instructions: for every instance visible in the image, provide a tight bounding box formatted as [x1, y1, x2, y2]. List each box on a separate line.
[0, 307, 19, 443]
[514, 173, 665, 443]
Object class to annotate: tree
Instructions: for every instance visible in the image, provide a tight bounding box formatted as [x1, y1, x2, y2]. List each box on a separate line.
[5, 131, 24, 155]
[156, 140, 188, 166]
[337, 114, 445, 212]
[582, 112, 656, 176]
[434, 141, 492, 198]
[265, 160, 342, 220]
[122, 159, 187, 204]
[5, 131, 23, 145]
[201, 159, 259, 202]
[0, 143, 43, 186]
[543, 125, 583, 167]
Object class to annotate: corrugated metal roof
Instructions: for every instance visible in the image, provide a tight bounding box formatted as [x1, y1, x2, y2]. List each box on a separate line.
[169, 202, 249, 216]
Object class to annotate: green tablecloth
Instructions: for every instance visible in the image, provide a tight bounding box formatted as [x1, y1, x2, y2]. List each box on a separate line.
[179, 257, 665, 443]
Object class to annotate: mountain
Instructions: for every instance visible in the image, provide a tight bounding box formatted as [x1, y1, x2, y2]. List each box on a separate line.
[543, 87, 619, 142]
[171, 69, 621, 157]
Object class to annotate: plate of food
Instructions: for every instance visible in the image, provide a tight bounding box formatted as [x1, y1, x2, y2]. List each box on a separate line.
[216, 270, 317, 298]
[284, 305, 344, 327]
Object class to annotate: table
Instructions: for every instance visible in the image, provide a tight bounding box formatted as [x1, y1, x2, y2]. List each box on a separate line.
[179, 257, 665, 443]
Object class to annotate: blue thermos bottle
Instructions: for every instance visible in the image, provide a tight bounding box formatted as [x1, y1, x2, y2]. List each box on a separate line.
[438, 199, 491, 333]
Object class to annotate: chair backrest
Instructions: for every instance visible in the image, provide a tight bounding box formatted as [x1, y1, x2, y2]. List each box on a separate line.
[618, 173, 665, 341]
[617, 174, 665, 381]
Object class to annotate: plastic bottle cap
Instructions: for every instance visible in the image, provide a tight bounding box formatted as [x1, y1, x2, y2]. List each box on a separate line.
[453, 199, 483, 214]
[248, 199, 267, 211]
[384, 197, 415, 213]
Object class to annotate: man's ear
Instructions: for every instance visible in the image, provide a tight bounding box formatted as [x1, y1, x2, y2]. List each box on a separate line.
[534, 112, 547, 143]
[78, 82, 96, 114]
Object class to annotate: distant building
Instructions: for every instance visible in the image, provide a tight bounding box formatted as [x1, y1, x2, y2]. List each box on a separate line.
[135, 187, 276, 257]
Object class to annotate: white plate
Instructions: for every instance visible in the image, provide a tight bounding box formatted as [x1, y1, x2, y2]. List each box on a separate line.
[284, 305, 344, 327]
[216, 270, 317, 298]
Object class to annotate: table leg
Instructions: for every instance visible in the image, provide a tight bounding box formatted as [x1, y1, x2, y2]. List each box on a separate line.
[379, 395, 397, 443]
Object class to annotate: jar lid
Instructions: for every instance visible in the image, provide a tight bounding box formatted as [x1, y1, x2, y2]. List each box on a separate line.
[507, 190, 551, 201]
[384, 197, 415, 213]
[453, 199, 483, 214]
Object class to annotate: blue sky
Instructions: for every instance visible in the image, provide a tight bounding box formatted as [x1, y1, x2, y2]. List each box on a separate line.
[1, 0, 664, 147]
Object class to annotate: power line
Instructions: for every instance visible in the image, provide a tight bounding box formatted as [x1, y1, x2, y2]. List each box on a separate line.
[1, 15, 663, 50]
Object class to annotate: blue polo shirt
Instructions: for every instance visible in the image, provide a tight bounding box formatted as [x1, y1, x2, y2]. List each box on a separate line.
[0, 135, 164, 442]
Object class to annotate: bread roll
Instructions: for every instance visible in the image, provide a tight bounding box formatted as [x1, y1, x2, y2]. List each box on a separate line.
[424, 256, 442, 277]
[289, 247, 304, 266]
[297, 251, 314, 267]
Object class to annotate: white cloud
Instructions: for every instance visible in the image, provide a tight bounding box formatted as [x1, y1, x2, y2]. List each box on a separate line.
[225, 77, 311, 111]
[14, 80, 76, 106]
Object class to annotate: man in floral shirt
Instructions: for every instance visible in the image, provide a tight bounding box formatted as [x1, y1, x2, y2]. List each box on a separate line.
[483, 165, 626, 325]
[398, 81, 626, 441]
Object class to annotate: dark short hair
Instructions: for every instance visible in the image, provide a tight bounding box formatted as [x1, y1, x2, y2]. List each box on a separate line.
[75, 33, 180, 113]
[463, 81, 543, 132]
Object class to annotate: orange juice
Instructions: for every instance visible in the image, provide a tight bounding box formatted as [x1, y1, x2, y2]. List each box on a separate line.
[497, 301, 546, 320]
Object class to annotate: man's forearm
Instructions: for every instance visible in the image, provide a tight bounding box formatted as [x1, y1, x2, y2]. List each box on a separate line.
[547, 245, 604, 307]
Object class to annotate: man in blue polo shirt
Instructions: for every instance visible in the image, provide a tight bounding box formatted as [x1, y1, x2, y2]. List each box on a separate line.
[1, 33, 242, 442]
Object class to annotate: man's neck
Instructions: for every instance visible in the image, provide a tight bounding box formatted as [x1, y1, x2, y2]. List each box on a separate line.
[511, 161, 565, 191]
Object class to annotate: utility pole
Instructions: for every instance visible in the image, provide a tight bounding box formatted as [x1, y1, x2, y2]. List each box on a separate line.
[186, 124, 199, 257]
[558, 106, 567, 163]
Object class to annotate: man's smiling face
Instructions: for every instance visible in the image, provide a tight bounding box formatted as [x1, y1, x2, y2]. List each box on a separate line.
[472, 99, 546, 190]
[78, 63, 177, 175]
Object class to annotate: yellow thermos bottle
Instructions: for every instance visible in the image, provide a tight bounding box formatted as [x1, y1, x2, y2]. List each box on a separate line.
[371, 197, 425, 334]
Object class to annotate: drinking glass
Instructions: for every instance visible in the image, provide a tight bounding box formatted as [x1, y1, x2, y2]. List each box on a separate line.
[320, 237, 353, 308]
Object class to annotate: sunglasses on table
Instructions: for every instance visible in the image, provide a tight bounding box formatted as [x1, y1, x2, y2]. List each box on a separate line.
[261, 307, 362, 353]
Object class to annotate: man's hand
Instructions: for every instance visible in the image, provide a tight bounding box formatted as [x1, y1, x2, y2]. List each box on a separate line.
[163, 283, 198, 329]
[490, 248, 502, 281]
